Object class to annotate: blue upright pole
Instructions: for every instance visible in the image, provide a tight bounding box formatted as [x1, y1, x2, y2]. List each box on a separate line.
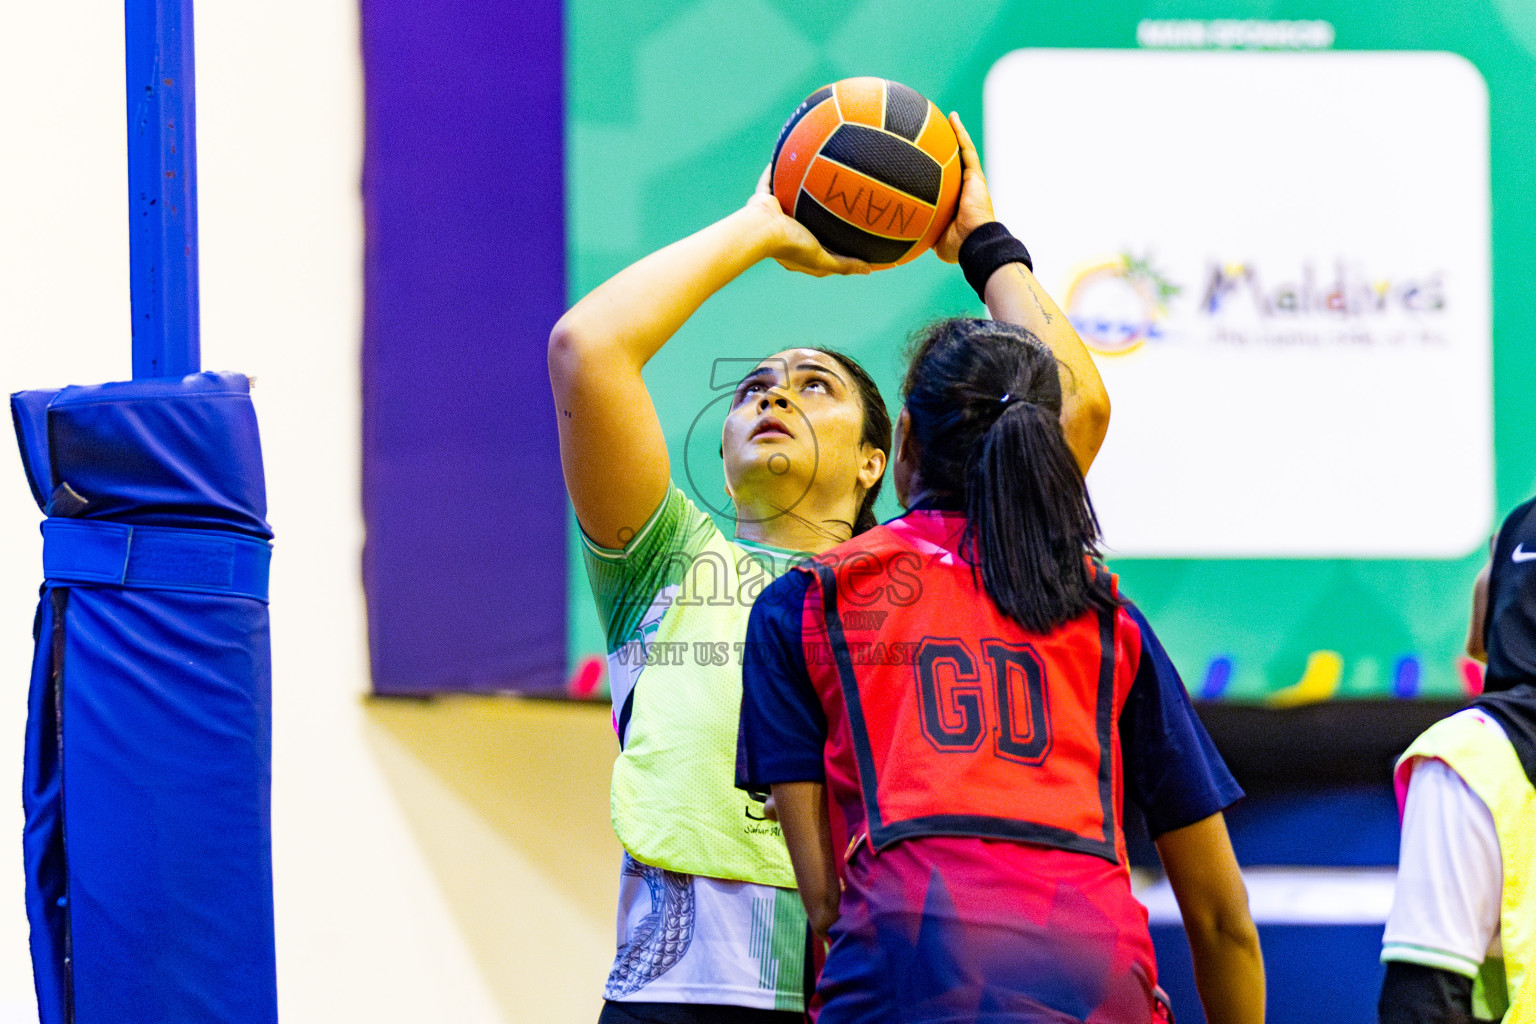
[126, 0, 200, 380]
[13, 3, 276, 1021]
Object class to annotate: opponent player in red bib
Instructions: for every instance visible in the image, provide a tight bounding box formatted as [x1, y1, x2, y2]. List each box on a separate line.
[738, 317, 1266, 1023]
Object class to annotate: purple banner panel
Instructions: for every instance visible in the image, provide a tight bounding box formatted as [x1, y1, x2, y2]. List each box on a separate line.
[360, 0, 566, 695]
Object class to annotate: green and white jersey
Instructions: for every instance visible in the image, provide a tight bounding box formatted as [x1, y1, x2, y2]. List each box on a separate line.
[583, 484, 806, 1010]
[605, 853, 807, 1009]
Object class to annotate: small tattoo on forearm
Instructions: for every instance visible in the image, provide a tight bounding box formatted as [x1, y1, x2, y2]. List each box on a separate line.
[1014, 267, 1054, 324]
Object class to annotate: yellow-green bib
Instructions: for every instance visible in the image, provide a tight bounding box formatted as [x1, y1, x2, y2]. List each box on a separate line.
[1400, 712, 1536, 1023]
[584, 486, 798, 888]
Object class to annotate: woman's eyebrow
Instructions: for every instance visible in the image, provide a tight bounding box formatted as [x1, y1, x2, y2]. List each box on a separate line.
[796, 361, 844, 384]
[798, 362, 847, 389]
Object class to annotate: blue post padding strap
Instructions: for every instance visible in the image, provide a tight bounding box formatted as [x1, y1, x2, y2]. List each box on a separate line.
[42, 519, 271, 602]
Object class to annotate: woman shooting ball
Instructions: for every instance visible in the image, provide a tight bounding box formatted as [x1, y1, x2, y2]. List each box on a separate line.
[549, 113, 1113, 1023]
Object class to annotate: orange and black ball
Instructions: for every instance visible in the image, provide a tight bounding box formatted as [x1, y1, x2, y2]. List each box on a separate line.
[770, 78, 961, 270]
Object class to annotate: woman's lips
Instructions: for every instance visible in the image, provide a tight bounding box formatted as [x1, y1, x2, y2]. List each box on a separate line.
[750, 417, 793, 440]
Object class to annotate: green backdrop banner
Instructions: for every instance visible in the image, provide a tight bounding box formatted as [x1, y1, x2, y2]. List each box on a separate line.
[566, 0, 1536, 703]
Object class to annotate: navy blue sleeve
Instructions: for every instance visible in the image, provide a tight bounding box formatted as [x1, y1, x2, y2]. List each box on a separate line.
[736, 569, 828, 789]
[1119, 602, 1244, 838]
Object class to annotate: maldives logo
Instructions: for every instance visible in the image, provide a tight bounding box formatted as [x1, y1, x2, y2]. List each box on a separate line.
[1064, 254, 1180, 356]
[1200, 261, 1445, 317]
[1066, 253, 1449, 356]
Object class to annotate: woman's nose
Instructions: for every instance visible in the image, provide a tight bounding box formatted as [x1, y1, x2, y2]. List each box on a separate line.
[757, 393, 790, 410]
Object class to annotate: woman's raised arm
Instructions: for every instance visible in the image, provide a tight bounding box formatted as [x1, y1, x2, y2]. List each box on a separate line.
[548, 180, 869, 549]
[934, 113, 1111, 475]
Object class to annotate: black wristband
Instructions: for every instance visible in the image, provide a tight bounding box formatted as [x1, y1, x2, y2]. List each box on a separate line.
[958, 221, 1033, 302]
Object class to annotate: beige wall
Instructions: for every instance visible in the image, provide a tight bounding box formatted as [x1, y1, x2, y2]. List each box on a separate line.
[0, 2, 617, 1021]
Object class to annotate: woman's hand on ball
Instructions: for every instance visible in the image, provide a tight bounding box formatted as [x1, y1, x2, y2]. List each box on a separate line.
[745, 166, 872, 278]
[933, 113, 997, 264]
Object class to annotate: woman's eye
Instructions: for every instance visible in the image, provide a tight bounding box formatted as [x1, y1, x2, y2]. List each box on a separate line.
[803, 378, 829, 393]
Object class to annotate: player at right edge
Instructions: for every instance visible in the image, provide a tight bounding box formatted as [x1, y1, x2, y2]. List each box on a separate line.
[1380, 494, 1536, 1024]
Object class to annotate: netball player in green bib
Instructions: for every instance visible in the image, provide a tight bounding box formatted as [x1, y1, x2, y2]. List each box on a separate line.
[548, 114, 1111, 1024]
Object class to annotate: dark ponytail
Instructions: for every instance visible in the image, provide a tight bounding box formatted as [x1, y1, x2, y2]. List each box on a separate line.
[902, 318, 1112, 633]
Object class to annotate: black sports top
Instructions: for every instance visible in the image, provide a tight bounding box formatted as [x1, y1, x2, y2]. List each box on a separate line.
[1484, 496, 1536, 692]
[1473, 495, 1536, 787]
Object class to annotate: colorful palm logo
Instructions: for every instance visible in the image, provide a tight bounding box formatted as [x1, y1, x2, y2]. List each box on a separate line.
[1063, 253, 1181, 356]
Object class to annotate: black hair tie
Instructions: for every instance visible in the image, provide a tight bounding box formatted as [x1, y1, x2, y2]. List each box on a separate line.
[958, 221, 1033, 303]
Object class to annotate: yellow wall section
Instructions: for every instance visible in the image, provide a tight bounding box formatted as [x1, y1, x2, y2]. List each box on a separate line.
[364, 697, 622, 1021]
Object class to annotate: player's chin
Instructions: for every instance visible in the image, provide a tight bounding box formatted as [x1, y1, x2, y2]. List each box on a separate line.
[734, 447, 813, 489]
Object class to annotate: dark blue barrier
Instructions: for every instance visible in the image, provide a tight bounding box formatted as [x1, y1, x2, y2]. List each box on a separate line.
[1154, 924, 1386, 1024]
[1128, 786, 1403, 869]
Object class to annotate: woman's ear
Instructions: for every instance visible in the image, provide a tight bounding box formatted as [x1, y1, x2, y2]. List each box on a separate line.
[857, 443, 886, 493]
